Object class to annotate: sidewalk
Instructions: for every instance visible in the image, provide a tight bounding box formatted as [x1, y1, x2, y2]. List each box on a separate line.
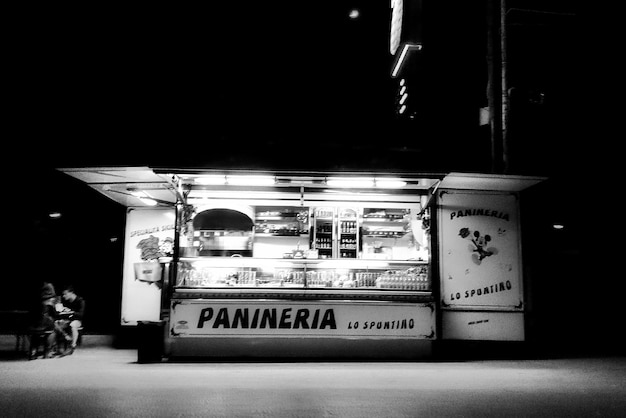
[0, 333, 115, 358]
[1, 335, 625, 417]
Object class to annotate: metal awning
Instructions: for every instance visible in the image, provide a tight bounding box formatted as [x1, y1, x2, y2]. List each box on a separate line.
[58, 167, 445, 208]
[439, 172, 546, 192]
[58, 167, 546, 208]
[59, 166, 177, 207]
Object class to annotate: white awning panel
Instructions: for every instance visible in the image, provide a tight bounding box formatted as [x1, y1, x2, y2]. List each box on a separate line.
[58, 167, 177, 207]
[439, 172, 546, 192]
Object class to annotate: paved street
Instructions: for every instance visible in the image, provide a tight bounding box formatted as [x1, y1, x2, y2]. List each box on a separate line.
[1, 342, 624, 418]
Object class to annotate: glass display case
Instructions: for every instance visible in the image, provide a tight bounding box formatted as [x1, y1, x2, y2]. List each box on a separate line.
[174, 258, 430, 292]
[173, 203, 432, 302]
[361, 208, 416, 260]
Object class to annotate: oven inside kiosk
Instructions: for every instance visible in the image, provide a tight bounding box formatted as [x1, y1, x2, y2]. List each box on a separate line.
[166, 172, 441, 359]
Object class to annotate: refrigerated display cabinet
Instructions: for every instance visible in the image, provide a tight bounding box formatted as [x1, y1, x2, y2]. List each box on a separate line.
[173, 257, 431, 302]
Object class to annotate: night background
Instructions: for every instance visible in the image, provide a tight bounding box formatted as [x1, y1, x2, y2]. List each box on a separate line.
[6, 2, 608, 355]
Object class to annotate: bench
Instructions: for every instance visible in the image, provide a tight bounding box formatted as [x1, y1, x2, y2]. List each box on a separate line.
[0, 310, 30, 352]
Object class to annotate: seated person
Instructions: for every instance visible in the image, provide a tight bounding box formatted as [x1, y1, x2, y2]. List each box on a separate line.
[57, 285, 85, 355]
[29, 282, 59, 359]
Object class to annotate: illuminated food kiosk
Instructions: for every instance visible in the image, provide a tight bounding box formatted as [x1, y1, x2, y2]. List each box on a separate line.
[60, 167, 543, 360]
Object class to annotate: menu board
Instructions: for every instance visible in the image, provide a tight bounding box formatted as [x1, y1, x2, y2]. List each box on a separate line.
[121, 207, 175, 325]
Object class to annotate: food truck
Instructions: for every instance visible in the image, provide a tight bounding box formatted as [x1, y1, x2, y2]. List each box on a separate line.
[60, 167, 544, 360]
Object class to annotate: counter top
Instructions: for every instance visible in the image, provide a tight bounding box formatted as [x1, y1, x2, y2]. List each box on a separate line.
[172, 287, 433, 303]
[175, 257, 428, 269]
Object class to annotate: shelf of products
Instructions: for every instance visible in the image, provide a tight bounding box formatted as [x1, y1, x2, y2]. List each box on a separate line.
[361, 208, 410, 238]
[254, 207, 309, 236]
[338, 208, 358, 259]
[312, 207, 335, 258]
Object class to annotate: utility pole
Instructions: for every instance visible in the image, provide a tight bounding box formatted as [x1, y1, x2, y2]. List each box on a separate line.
[500, 0, 510, 173]
[486, 0, 503, 173]
[486, 0, 509, 174]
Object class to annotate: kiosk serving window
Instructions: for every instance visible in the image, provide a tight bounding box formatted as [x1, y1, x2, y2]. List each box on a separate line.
[174, 202, 431, 293]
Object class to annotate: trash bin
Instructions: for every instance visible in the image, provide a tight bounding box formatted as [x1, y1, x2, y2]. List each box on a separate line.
[137, 320, 165, 363]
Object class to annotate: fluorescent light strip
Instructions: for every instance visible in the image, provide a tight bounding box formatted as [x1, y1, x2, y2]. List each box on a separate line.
[325, 177, 408, 189]
[326, 178, 375, 188]
[193, 175, 275, 186]
[227, 175, 275, 186]
[376, 179, 407, 188]
[195, 175, 227, 185]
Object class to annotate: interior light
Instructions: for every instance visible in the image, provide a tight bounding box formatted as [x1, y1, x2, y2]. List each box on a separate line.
[399, 105, 407, 114]
[194, 175, 227, 185]
[227, 175, 276, 186]
[129, 190, 147, 198]
[349, 9, 359, 19]
[400, 78, 405, 87]
[326, 178, 375, 188]
[139, 197, 158, 206]
[399, 93, 408, 105]
[375, 179, 407, 188]
[552, 224, 564, 230]
[48, 212, 62, 219]
[128, 188, 158, 205]
[399, 86, 406, 95]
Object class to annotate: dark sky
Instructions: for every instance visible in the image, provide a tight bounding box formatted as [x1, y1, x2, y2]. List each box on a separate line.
[6, 1, 582, 186]
[8, 1, 581, 179]
[9, 1, 496, 173]
[9, 3, 386, 162]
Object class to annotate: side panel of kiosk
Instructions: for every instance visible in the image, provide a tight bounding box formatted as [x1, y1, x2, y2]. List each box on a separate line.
[120, 207, 175, 326]
[437, 190, 525, 341]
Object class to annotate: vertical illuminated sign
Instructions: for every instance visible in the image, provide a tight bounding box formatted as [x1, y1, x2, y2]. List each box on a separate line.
[390, 0, 404, 55]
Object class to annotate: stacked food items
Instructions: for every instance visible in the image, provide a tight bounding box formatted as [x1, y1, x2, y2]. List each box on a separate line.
[254, 208, 309, 236]
[176, 263, 257, 287]
[175, 263, 429, 290]
[375, 266, 430, 291]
